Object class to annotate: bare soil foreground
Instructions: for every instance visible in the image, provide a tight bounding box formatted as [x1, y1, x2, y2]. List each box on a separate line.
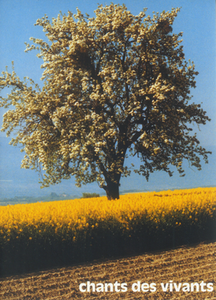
[0, 241, 215, 300]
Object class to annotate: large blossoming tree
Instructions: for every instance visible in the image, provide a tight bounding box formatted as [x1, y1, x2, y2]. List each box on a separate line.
[0, 4, 211, 199]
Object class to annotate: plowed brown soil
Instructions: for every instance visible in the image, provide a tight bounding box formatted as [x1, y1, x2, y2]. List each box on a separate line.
[0, 242, 215, 299]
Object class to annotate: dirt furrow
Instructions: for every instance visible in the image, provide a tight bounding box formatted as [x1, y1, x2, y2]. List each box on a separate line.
[0, 241, 215, 299]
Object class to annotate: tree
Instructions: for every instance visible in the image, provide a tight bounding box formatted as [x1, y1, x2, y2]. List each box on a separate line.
[0, 4, 211, 200]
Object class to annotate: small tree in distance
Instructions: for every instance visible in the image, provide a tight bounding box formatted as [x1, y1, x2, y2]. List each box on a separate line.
[0, 4, 211, 199]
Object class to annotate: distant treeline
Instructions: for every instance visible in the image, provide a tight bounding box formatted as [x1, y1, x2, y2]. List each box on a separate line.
[0, 192, 77, 206]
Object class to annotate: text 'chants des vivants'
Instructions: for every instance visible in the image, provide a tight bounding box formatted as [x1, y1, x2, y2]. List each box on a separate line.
[79, 281, 214, 293]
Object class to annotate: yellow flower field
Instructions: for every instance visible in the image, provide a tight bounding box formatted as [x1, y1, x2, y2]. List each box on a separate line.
[1, 187, 216, 277]
[0, 187, 215, 245]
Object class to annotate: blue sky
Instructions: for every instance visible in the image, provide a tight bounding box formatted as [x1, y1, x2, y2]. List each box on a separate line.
[0, 0, 215, 197]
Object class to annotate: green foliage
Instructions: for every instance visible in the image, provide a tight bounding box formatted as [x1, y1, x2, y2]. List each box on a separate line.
[81, 192, 100, 198]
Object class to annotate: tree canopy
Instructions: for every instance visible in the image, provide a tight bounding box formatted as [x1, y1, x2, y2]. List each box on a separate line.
[0, 4, 211, 199]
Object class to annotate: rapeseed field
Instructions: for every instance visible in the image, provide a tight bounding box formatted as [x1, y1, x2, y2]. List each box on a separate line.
[0, 187, 215, 276]
[0, 187, 215, 244]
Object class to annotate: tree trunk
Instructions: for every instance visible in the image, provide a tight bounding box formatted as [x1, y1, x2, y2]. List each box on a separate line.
[104, 181, 120, 200]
